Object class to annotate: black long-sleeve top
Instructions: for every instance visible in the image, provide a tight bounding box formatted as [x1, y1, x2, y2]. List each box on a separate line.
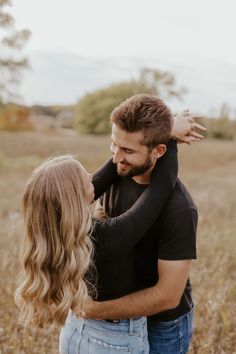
[90, 140, 178, 300]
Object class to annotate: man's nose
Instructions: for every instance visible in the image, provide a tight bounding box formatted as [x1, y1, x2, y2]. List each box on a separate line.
[112, 147, 124, 164]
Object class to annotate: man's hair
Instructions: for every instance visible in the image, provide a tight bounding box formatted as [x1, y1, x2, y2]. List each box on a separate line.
[110, 94, 173, 146]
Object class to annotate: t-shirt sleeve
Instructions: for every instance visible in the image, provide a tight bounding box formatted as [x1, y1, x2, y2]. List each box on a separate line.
[158, 208, 198, 260]
[92, 159, 120, 200]
[92, 140, 178, 258]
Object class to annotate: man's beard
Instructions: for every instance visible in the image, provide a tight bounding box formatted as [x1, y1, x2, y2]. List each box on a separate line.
[116, 153, 153, 178]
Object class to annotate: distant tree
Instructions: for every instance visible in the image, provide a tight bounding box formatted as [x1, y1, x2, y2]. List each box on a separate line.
[139, 68, 186, 100]
[203, 103, 236, 140]
[218, 102, 231, 120]
[0, 0, 30, 103]
[75, 68, 186, 134]
[0, 103, 33, 131]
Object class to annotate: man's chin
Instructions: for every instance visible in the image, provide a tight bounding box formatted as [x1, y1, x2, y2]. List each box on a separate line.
[117, 165, 132, 177]
[116, 160, 153, 178]
[117, 168, 130, 177]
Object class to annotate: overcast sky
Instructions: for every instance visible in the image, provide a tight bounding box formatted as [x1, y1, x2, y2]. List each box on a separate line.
[9, 0, 236, 113]
[11, 0, 235, 60]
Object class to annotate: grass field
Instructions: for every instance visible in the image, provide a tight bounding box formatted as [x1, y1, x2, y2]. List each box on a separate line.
[0, 131, 236, 354]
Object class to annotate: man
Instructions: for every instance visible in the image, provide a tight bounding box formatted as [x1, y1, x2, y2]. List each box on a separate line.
[85, 94, 204, 354]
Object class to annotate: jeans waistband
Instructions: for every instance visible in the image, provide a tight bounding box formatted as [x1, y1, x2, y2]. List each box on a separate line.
[67, 310, 146, 335]
[86, 317, 146, 336]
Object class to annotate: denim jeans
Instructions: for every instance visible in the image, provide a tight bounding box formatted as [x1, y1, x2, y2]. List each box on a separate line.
[147, 306, 194, 354]
[59, 310, 149, 353]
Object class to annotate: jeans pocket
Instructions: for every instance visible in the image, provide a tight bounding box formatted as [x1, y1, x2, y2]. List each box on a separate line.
[60, 326, 82, 354]
[88, 336, 132, 353]
[148, 319, 180, 347]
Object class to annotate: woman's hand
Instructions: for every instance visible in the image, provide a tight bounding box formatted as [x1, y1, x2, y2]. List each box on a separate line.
[172, 109, 206, 144]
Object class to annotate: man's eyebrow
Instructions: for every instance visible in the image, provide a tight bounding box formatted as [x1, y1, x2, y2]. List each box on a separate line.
[111, 138, 137, 152]
[121, 146, 136, 152]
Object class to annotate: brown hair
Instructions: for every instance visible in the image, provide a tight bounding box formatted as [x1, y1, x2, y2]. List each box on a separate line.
[15, 155, 94, 328]
[110, 94, 173, 146]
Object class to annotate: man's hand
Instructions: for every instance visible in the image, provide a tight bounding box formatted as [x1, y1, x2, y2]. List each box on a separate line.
[172, 109, 206, 144]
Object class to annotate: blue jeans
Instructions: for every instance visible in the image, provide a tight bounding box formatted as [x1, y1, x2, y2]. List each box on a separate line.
[147, 306, 194, 354]
[60, 310, 149, 353]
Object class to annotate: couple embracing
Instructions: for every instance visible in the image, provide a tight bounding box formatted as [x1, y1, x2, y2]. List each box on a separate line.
[15, 94, 205, 353]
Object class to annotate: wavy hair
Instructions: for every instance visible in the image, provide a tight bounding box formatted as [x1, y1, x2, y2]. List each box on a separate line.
[15, 155, 94, 328]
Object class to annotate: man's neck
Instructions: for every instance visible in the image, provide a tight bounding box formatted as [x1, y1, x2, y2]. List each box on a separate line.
[131, 164, 155, 185]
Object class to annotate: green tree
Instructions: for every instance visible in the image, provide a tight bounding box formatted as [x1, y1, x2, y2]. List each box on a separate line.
[75, 68, 186, 134]
[0, 0, 30, 103]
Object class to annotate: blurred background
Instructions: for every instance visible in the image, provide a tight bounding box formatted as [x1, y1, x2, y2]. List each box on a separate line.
[0, 0, 235, 353]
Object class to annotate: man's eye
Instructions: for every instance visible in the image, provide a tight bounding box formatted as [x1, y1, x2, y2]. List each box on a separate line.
[124, 149, 133, 154]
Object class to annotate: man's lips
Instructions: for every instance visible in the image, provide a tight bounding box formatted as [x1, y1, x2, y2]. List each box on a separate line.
[118, 162, 130, 168]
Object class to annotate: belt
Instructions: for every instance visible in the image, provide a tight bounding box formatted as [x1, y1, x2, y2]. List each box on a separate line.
[105, 317, 140, 324]
[105, 319, 121, 324]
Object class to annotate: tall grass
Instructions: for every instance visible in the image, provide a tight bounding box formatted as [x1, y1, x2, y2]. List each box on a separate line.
[0, 132, 235, 353]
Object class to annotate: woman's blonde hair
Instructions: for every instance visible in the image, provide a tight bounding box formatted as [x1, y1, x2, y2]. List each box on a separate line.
[15, 155, 94, 328]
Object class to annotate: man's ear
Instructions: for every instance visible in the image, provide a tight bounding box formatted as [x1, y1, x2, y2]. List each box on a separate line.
[152, 144, 167, 160]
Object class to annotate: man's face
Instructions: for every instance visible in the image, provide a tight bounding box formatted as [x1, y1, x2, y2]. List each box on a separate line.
[110, 123, 154, 178]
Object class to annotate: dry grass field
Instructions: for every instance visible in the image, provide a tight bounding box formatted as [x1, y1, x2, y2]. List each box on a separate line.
[0, 131, 235, 354]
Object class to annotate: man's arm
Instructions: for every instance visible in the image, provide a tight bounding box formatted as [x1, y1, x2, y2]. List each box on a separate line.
[84, 259, 191, 319]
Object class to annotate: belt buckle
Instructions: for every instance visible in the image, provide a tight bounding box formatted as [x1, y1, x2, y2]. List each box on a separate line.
[105, 319, 120, 324]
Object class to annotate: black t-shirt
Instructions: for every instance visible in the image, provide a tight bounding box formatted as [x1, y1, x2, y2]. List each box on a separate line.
[90, 141, 178, 302]
[100, 177, 197, 321]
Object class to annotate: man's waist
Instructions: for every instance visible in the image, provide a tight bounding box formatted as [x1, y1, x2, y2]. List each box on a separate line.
[147, 299, 194, 322]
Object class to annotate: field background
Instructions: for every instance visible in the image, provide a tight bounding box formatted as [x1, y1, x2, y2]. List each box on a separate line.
[0, 131, 235, 354]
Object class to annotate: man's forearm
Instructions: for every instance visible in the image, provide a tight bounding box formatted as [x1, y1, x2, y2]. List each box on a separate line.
[84, 260, 190, 320]
[85, 285, 177, 320]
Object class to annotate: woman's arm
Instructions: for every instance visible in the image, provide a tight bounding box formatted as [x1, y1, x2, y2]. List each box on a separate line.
[92, 159, 119, 201]
[92, 112, 205, 200]
[92, 140, 178, 257]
